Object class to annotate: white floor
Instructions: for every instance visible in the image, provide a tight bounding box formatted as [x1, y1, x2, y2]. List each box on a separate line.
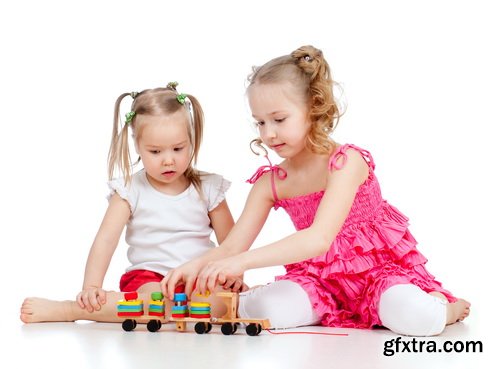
[11, 303, 493, 369]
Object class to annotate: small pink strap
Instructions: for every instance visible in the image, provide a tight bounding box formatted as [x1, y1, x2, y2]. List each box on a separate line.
[328, 144, 375, 171]
[246, 155, 287, 203]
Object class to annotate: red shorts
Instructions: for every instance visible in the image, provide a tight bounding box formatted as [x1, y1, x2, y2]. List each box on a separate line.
[119, 269, 164, 292]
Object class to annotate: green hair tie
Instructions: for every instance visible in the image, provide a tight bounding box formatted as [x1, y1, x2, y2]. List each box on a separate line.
[125, 111, 136, 124]
[176, 93, 187, 105]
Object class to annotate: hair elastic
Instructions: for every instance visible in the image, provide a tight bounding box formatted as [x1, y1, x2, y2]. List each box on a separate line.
[167, 81, 179, 91]
[125, 111, 136, 124]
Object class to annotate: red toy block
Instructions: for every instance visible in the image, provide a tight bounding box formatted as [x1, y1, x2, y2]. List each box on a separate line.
[148, 312, 164, 317]
[171, 313, 189, 318]
[124, 291, 139, 301]
[117, 311, 143, 317]
[174, 284, 185, 293]
[189, 314, 211, 319]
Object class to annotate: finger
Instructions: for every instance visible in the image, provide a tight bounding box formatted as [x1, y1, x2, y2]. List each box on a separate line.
[162, 272, 173, 298]
[217, 273, 227, 288]
[89, 293, 101, 311]
[184, 277, 196, 298]
[166, 275, 176, 300]
[76, 294, 85, 309]
[167, 272, 184, 300]
[240, 283, 250, 292]
[231, 280, 243, 292]
[196, 271, 208, 296]
[97, 289, 107, 305]
[80, 293, 90, 312]
[223, 277, 237, 290]
[160, 278, 167, 298]
[207, 272, 223, 292]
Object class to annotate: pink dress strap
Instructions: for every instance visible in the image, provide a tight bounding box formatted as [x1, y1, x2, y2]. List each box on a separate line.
[328, 144, 375, 171]
[246, 155, 287, 203]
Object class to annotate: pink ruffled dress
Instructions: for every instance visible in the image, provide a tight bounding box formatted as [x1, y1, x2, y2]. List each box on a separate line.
[247, 144, 456, 329]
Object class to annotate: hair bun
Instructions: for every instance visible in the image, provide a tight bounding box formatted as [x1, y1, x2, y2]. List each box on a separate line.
[291, 45, 324, 79]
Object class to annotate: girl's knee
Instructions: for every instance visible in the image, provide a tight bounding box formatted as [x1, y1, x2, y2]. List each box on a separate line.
[238, 280, 320, 329]
[378, 284, 447, 336]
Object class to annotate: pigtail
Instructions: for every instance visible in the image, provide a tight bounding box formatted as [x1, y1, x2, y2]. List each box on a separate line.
[108, 92, 135, 184]
[186, 94, 204, 166]
[183, 93, 205, 197]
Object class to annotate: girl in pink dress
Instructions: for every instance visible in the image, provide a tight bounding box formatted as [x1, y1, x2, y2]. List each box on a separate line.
[162, 46, 470, 336]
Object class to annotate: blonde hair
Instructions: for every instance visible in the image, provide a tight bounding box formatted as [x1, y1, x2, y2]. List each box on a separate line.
[107, 86, 204, 193]
[247, 45, 342, 154]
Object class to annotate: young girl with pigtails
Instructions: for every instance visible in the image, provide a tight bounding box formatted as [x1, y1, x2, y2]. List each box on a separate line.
[21, 82, 236, 323]
[162, 47, 471, 336]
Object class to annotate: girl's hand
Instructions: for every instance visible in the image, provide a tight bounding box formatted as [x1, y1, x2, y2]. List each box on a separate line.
[222, 276, 250, 293]
[196, 257, 246, 295]
[161, 260, 203, 300]
[76, 286, 107, 312]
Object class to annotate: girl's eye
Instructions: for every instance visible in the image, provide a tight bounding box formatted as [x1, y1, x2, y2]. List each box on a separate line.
[255, 121, 265, 126]
[150, 150, 161, 154]
[174, 147, 184, 152]
[275, 118, 285, 123]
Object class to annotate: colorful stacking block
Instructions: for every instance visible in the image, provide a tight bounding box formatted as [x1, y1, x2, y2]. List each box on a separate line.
[148, 292, 165, 317]
[117, 296, 144, 317]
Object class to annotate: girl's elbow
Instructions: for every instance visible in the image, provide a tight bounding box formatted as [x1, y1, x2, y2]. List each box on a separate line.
[313, 233, 333, 255]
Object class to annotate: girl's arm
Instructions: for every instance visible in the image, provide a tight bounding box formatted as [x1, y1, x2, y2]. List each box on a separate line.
[77, 193, 130, 312]
[161, 174, 275, 298]
[197, 149, 369, 293]
[209, 199, 234, 245]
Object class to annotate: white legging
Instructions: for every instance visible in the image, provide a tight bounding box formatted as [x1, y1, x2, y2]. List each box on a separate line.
[238, 281, 447, 336]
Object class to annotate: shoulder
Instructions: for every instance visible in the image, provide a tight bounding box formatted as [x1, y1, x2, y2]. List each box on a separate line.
[107, 170, 145, 208]
[327, 145, 369, 186]
[198, 171, 231, 211]
[199, 171, 231, 191]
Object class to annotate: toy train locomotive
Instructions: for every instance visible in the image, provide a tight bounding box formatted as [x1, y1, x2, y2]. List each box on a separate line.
[117, 289, 270, 336]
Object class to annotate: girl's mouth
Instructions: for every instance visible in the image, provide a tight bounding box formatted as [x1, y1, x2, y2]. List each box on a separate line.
[162, 171, 176, 177]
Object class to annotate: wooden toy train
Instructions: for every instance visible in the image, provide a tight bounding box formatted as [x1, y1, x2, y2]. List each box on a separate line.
[117, 289, 270, 336]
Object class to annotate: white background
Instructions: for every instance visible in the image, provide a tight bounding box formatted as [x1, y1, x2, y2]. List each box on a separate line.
[2, 0, 498, 338]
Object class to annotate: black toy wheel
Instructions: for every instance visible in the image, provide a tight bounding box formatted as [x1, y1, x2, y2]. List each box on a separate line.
[195, 322, 209, 334]
[122, 319, 136, 332]
[221, 322, 235, 335]
[256, 324, 262, 335]
[245, 323, 262, 336]
[147, 319, 162, 332]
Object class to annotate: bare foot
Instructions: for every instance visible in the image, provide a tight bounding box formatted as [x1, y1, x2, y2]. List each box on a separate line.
[446, 299, 471, 325]
[428, 292, 471, 325]
[20, 297, 75, 323]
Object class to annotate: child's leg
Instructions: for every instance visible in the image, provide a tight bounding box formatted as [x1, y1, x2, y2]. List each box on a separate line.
[378, 284, 470, 336]
[237, 280, 320, 329]
[21, 282, 162, 324]
[21, 282, 231, 323]
[21, 292, 130, 323]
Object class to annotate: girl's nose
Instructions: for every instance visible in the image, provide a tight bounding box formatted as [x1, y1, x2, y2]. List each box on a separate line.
[262, 125, 277, 140]
[162, 154, 174, 166]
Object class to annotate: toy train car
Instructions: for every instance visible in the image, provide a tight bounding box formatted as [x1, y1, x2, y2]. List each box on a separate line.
[117, 290, 270, 336]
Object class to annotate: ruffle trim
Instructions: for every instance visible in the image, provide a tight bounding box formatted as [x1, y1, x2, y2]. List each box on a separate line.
[280, 263, 457, 329]
[286, 203, 427, 277]
[208, 177, 231, 211]
[107, 178, 131, 205]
